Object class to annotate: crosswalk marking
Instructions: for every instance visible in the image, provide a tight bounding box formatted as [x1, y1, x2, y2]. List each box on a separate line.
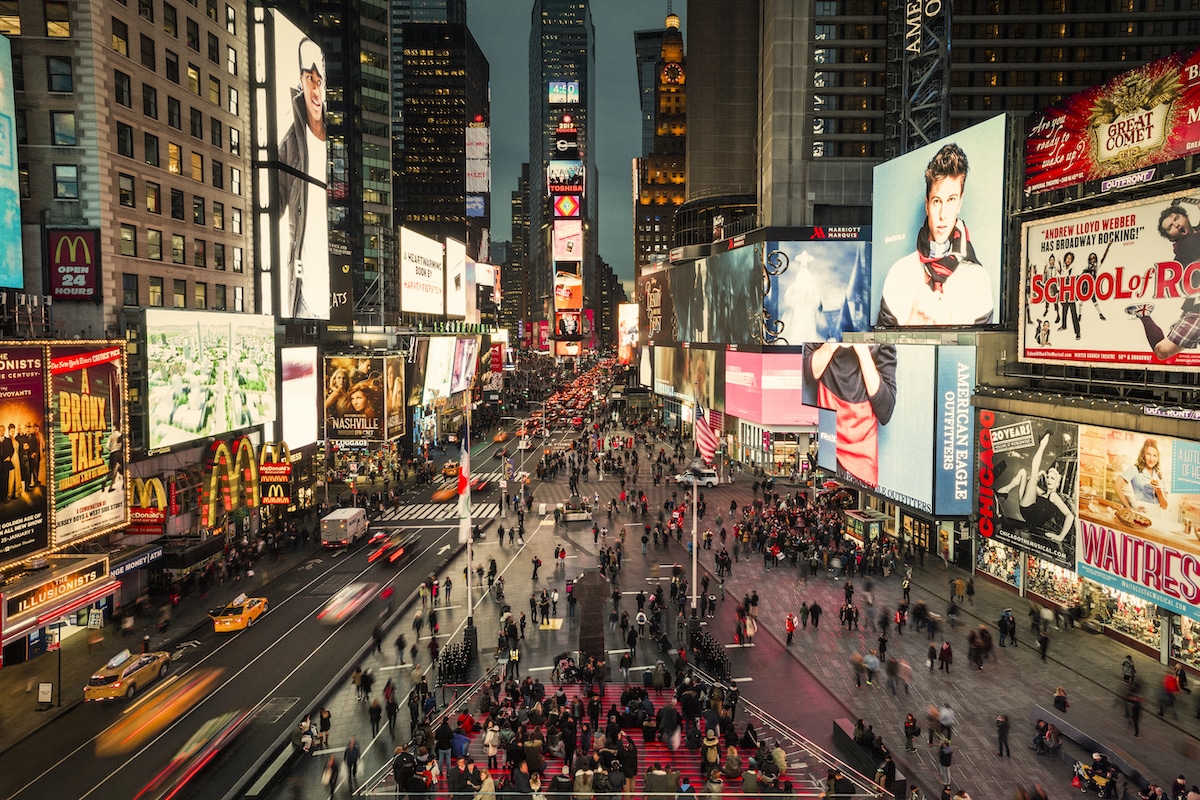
[376, 502, 501, 522]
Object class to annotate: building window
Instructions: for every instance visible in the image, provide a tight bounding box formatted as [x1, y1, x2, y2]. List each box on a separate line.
[114, 70, 132, 106]
[206, 0, 217, 20]
[144, 133, 160, 166]
[232, 246, 242, 273]
[170, 188, 184, 219]
[51, 111, 76, 146]
[187, 64, 200, 95]
[233, 285, 243, 312]
[118, 173, 134, 206]
[0, 2, 21, 35]
[54, 165, 78, 199]
[143, 84, 158, 118]
[146, 180, 161, 213]
[230, 166, 240, 195]
[147, 228, 162, 260]
[138, 0, 153, 22]
[226, 46, 237, 76]
[149, 276, 164, 306]
[47, 56, 73, 92]
[209, 118, 221, 147]
[123, 273, 139, 305]
[227, 87, 238, 115]
[173, 278, 186, 307]
[207, 32, 218, 63]
[120, 223, 137, 256]
[140, 34, 155, 69]
[167, 96, 181, 128]
[166, 50, 179, 83]
[214, 283, 226, 310]
[171, 233, 184, 263]
[228, 127, 239, 155]
[116, 122, 134, 157]
[168, 142, 181, 173]
[212, 201, 223, 229]
[163, 3, 177, 36]
[208, 76, 220, 105]
[190, 152, 203, 181]
[189, 106, 202, 138]
[213, 241, 225, 269]
[10, 54, 19, 91]
[14, 109, 23, 144]
[112, 18, 129, 55]
[230, 207, 241, 234]
[194, 282, 207, 308]
[225, 3, 235, 34]
[211, 159, 223, 188]
[186, 17, 199, 51]
[192, 195, 204, 224]
[193, 239, 205, 268]
[19, 164, 28, 197]
[46, 1, 70, 37]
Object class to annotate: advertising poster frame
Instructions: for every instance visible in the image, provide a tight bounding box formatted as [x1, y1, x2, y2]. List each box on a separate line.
[0, 346, 47, 562]
[323, 355, 385, 443]
[763, 236, 871, 345]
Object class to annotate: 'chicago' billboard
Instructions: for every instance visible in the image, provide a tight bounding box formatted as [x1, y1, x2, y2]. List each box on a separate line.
[1025, 47, 1200, 195]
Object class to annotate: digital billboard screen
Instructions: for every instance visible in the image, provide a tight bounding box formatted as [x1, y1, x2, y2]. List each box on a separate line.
[617, 303, 638, 366]
[549, 81, 579, 104]
[553, 220, 583, 261]
[1025, 47, 1200, 195]
[0, 346, 46, 561]
[145, 310, 277, 449]
[323, 356, 384, 442]
[638, 270, 674, 345]
[384, 356, 405, 439]
[50, 345, 128, 545]
[936, 345, 976, 517]
[466, 125, 490, 193]
[555, 310, 582, 339]
[553, 194, 580, 218]
[672, 247, 763, 346]
[1019, 189, 1200, 371]
[554, 270, 583, 313]
[725, 351, 817, 427]
[422, 337, 455, 406]
[446, 238, 467, 318]
[0, 35, 23, 291]
[763, 236, 871, 345]
[652, 346, 725, 412]
[268, 9, 330, 320]
[450, 337, 478, 395]
[281, 346, 319, 449]
[804, 342, 936, 512]
[871, 114, 1007, 328]
[548, 160, 584, 194]
[400, 227, 445, 315]
[405, 338, 428, 407]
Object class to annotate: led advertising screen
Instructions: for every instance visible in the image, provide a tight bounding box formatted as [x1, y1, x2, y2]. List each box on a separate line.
[47, 230, 100, 301]
[652, 346, 725, 412]
[638, 270, 674, 345]
[555, 310, 582, 339]
[548, 160, 584, 194]
[556, 341, 582, 357]
[281, 346, 319, 449]
[446, 238, 467, 318]
[269, 10, 330, 320]
[763, 235, 871, 345]
[725, 351, 818, 427]
[384, 356, 405, 439]
[466, 195, 486, 217]
[1019, 189, 1200, 371]
[0, 35, 23, 291]
[450, 337, 478, 395]
[1076, 424, 1200, 622]
[145, 311, 277, 449]
[976, 410, 1078, 570]
[553, 127, 579, 160]
[405, 338, 429, 407]
[617, 303, 639, 366]
[421, 337, 455, 405]
[935, 345, 976, 517]
[872, 114, 1007, 327]
[548, 80, 579, 104]
[553, 220, 583, 261]
[553, 194, 580, 218]
[1026, 47, 1200, 195]
[672, 247, 763, 346]
[400, 227, 445, 315]
[553, 270, 583, 313]
[323, 356, 384, 442]
[804, 343, 936, 512]
[536, 321, 550, 352]
[466, 124, 490, 193]
[50, 345, 128, 546]
[0, 346, 47, 561]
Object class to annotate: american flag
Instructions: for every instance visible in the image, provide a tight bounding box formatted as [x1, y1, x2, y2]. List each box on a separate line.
[457, 444, 470, 518]
[694, 404, 720, 465]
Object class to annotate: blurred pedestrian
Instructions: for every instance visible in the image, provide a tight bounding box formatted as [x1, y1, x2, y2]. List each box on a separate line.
[344, 737, 361, 789]
[322, 754, 339, 798]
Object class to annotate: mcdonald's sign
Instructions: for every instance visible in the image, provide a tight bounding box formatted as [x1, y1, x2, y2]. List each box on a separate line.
[47, 230, 101, 301]
[200, 436, 261, 527]
[130, 477, 168, 525]
[259, 441, 292, 507]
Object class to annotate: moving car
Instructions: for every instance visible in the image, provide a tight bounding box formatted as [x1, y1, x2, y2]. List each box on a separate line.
[134, 709, 252, 800]
[208, 593, 268, 632]
[675, 467, 720, 488]
[441, 460, 460, 477]
[317, 582, 380, 624]
[96, 668, 227, 757]
[493, 431, 509, 443]
[432, 485, 458, 502]
[84, 648, 172, 701]
[368, 530, 422, 566]
[320, 507, 369, 549]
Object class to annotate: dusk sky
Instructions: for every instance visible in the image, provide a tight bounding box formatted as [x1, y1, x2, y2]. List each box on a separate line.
[467, 0, 686, 289]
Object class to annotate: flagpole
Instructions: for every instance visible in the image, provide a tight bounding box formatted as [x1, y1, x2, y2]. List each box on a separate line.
[460, 402, 476, 646]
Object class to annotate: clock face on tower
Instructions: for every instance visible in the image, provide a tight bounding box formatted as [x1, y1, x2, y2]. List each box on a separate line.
[661, 62, 684, 84]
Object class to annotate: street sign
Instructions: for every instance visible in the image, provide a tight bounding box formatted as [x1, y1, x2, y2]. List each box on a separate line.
[38, 683, 53, 704]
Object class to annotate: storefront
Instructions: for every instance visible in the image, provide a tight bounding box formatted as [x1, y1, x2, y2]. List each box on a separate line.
[841, 509, 890, 546]
[1, 555, 118, 667]
[110, 545, 164, 609]
[734, 421, 814, 478]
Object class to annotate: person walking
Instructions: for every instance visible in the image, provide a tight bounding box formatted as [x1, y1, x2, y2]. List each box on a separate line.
[937, 740, 954, 785]
[995, 714, 1010, 758]
[344, 737, 361, 790]
[938, 641, 953, 673]
[322, 754, 340, 799]
[1038, 629, 1050, 662]
[1122, 655, 1137, 684]
[903, 713, 920, 752]
[786, 613, 797, 645]
[369, 698, 383, 735]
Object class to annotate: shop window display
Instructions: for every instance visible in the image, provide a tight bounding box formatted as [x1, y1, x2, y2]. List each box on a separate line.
[1025, 558, 1082, 607]
[1083, 583, 1160, 651]
[976, 539, 1021, 587]
[1170, 617, 1200, 671]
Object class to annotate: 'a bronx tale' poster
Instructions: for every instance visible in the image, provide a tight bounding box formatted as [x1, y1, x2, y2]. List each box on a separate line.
[0, 346, 47, 561]
[51, 345, 128, 546]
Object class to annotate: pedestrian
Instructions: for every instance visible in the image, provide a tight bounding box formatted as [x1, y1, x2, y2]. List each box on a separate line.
[995, 714, 1010, 757]
[318, 707, 332, 746]
[1038, 629, 1050, 662]
[965, 577, 975, 605]
[938, 641, 953, 673]
[344, 737, 361, 789]
[937, 740, 953, 785]
[370, 698, 383, 735]
[786, 613, 797, 645]
[927, 643, 937, 673]
[809, 601, 823, 629]
[386, 694, 399, 736]
[322, 754, 340, 798]
[1122, 655, 1137, 684]
[903, 713, 920, 751]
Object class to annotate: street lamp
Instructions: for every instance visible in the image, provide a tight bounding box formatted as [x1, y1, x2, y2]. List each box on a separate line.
[689, 466, 700, 619]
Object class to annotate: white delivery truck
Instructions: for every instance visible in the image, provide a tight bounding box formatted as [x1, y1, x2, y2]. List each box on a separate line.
[321, 507, 369, 549]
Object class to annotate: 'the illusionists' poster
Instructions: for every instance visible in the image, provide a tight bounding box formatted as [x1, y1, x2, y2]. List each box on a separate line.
[0, 346, 47, 561]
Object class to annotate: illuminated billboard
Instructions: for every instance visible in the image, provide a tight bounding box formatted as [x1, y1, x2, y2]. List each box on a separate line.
[400, 227, 445, 315]
[553, 220, 583, 261]
[935, 346, 976, 517]
[145, 311, 277, 449]
[323, 356, 384, 443]
[536, 321, 550, 352]
[724, 351, 818, 427]
[638, 270, 674, 345]
[50, 345, 129, 545]
[450, 338, 478, 395]
[553, 127, 579, 160]
[555, 310, 582, 339]
[1026, 47, 1200, 195]
[0, 347, 47, 561]
[763, 235, 871, 345]
[422, 337, 455, 406]
[548, 81, 579, 104]
[446, 238, 467, 318]
[281, 346, 319, 449]
[0, 35, 23, 290]
[405, 338, 428, 407]
[871, 114, 1007, 327]
[617, 303, 638, 365]
[672, 247, 763, 346]
[554, 271, 583, 314]
[466, 124, 490, 193]
[553, 194, 580, 218]
[1019, 188, 1200, 371]
[548, 160, 584, 194]
[265, 10, 331, 320]
[47, 230, 100, 301]
[384, 356, 405, 439]
[652, 346, 725, 412]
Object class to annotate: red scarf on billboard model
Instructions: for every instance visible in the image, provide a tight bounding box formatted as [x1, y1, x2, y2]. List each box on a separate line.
[916, 220, 977, 292]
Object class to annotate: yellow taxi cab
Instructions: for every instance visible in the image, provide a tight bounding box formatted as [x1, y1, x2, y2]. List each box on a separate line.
[493, 431, 509, 443]
[208, 593, 268, 632]
[441, 460, 460, 478]
[84, 648, 172, 701]
[432, 485, 457, 502]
